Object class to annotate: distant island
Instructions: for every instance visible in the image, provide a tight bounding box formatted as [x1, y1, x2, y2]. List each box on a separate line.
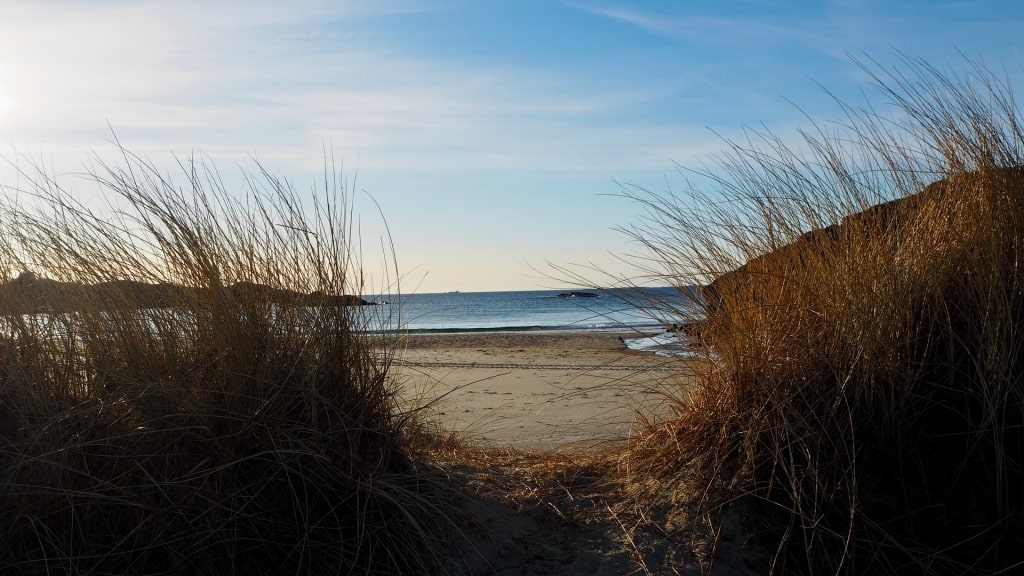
[556, 291, 599, 298]
[0, 272, 370, 314]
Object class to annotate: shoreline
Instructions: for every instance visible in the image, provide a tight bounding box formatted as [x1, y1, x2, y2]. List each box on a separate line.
[369, 324, 671, 336]
[392, 330, 695, 451]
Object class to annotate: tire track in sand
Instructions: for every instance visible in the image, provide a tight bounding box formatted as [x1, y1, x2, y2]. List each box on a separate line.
[395, 360, 680, 372]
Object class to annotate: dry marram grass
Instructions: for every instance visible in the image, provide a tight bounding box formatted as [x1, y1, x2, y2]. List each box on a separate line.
[615, 55, 1024, 575]
[0, 152, 442, 575]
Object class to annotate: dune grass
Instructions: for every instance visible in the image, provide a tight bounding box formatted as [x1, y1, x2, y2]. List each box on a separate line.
[617, 55, 1024, 574]
[0, 152, 441, 574]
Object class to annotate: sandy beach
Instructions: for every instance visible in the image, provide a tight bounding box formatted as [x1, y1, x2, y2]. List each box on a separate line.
[393, 330, 695, 451]
[390, 331, 761, 575]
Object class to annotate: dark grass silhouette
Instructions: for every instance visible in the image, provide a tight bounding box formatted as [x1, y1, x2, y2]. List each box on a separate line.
[0, 152, 441, 575]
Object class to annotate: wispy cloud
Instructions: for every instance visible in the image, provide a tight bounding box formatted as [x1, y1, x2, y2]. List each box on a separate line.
[0, 0, 703, 180]
[563, 1, 837, 50]
[566, 0, 1024, 61]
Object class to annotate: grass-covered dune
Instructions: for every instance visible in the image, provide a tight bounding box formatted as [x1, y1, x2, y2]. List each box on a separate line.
[623, 56, 1024, 574]
[0, 156, 438, 574]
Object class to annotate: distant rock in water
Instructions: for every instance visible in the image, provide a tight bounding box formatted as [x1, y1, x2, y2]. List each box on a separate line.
[0, 273, 370, 314]
[556, 291, 599, 298]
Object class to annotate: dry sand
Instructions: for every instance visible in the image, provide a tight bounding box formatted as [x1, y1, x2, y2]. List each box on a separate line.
[393, 330, 694, 451]
[385, 330, 761, 569]
[389, 331, 761, 575]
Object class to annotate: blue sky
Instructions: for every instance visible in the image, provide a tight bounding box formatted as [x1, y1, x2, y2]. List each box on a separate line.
[1, 1, 1022, 292]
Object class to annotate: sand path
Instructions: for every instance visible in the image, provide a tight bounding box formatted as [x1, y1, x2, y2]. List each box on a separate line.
[392, 331, 694, 451]
[390, 331, 759, 575]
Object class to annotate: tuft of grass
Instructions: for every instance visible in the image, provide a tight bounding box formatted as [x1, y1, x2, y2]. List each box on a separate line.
[619, 55, 1024, 574]
[0, 150, 441, 574]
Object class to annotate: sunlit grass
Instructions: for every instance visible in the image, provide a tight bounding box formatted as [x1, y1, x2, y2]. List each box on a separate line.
[620, 55, 1024, 574]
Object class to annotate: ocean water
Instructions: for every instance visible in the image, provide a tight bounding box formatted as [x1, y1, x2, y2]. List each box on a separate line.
[1, 286, 704, 357]
[362, 286, 703, 355]
[366, 287, 694, 333]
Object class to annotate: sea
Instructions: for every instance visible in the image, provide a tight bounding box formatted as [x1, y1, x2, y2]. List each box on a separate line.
[362, 286, 703, 357]
[1, 287, 703, 358]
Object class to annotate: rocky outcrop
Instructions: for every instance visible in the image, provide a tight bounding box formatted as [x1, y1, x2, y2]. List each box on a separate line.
[556, 291, 599, 298]
[228, 282, 369, 307]
[0, 272, 369, 314]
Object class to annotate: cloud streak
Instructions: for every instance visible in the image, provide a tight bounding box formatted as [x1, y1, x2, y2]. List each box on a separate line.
[1, 0, 707, 182]
[564, 1, 841, 51]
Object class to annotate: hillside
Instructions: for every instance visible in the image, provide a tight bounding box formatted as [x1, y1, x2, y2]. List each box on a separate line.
[0, 272, 369, 314]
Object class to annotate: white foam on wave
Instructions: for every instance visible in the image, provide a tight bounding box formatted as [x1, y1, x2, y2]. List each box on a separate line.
[623, 331, 706, 359]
